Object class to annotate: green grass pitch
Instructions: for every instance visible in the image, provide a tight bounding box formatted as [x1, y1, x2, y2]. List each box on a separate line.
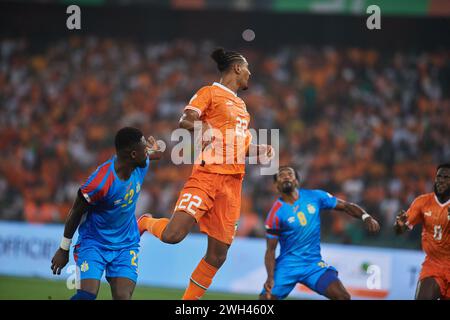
[0, 276, 258, 300]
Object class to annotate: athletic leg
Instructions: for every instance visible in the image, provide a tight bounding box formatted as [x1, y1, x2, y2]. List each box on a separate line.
[415, 277, 441, 300]
[70, 279, 100, 300]
[324, 279, 351, 300]
[138, 172, 215, 244]
[180, 173, 240, 300]
[182, 236, 229, 300]
[108, 277, 136, 300]
[304, 264, 350, 300]
[71, 246, 105, 300]
[139, 211, 196, 244]
[105, 247, 139, 300]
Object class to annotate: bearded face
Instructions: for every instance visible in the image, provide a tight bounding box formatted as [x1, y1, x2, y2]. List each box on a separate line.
[276, 168, 299, 194]
[434, 168, 450, 199]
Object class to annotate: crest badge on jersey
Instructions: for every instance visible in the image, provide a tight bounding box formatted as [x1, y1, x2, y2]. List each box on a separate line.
[136, 182, 141, 193]
[307, 204, 316, 214]
[80, 261, 89, 272]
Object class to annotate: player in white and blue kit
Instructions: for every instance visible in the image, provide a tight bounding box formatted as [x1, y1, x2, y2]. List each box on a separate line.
[50, 127, 162, 300]
[260, 166, 380, 300]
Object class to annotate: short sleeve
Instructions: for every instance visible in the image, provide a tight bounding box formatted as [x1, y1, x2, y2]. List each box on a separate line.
[315, 190, 338, 210]
[184, 86, 212, 117]
[405, 196, 424, 229]
[264, 201, 283, 239]
[79, 164, 114, 205]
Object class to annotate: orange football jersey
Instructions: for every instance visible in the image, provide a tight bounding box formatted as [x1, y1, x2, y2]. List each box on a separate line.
[184, 82, 252, 175]
[406, 193, 450, 263]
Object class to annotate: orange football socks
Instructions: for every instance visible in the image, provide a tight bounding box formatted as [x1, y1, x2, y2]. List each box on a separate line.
[138, 216, 169, 240]
[182, 258, 218, 300]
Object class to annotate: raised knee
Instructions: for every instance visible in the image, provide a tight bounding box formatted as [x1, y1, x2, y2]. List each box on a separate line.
[162, 230, 185, 244]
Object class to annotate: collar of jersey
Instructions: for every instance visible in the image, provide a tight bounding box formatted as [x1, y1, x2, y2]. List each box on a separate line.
[279, 188, 302, 205]
[434, 194, 450, 207]
[212, 82, 237, 97]
[111, 155, 133, 184]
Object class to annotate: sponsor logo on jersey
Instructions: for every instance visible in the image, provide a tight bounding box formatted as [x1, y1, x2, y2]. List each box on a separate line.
[424, 211, 432, 217]
[288, 217, 295, 224]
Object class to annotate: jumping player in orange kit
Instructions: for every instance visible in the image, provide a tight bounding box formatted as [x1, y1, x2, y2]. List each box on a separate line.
[138, 48, 273, 300]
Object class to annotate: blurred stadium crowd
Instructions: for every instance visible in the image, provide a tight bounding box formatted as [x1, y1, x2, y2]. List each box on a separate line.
[1, 37, 449, 248]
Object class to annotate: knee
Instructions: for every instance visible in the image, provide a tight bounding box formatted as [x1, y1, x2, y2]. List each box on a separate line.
[112, 291, 132, 300]
[161, 229, 186, 244]
[206, 252, 227, 268]
[333, 291, 350, 300]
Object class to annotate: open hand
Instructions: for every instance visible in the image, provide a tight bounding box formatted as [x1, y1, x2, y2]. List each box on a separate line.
[51, 248, 69, 275]
[263, 278, 274, 299]
[364, 216, 380, 233]
[258, 144, 275, 164]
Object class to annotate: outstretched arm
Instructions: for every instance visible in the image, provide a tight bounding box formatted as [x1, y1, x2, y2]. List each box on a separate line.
[394, 210, 409, 235]
[263, 237, 278, 299]
[50, 190, 89, 275]
[333, 199, 380, 233]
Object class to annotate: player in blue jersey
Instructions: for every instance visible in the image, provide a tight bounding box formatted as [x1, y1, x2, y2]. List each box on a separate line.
[50, 127, 162, 300]
[259, 166, 380, 300]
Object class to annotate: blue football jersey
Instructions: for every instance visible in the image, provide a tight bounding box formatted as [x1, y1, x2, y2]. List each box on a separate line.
[76, 155, 150, 250]
[265, 188, 338, 266]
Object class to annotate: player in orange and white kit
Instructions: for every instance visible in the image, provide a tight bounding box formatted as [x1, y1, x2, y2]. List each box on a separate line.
[395, 163, 450, 299]
[138, 48, 273, 300]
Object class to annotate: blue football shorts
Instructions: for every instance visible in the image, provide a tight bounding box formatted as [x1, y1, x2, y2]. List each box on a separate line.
[260, 260, 339, 299]
[73, 244, 139, 283]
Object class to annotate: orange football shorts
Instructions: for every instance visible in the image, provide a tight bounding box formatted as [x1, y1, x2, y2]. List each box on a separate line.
[173, 169, 244, 245]
[419, 258, 450, 299]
